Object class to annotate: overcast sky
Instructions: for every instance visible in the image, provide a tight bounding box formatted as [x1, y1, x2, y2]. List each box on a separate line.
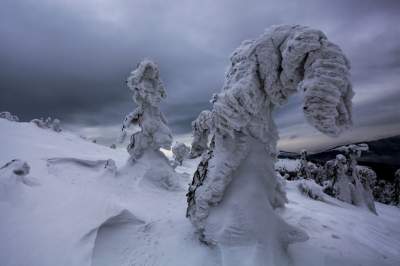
[1, 0, 399, 151]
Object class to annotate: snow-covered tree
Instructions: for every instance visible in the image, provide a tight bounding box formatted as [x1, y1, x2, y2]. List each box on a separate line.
[186, 25, 353, 264]
[120, 59, 173, 161]
[31, 117, 62, 132]
[189, 110, 212, 158]
[342, 144, 377, 213]
[51, 119, 62, 132]
[0, 111, 19, 122]
[331, 154, 353, 203]
[119, 60, 180, 190]
[172, 142, 190, 165]
[31, 118, 46, 128]
[298, 149, 312, 179]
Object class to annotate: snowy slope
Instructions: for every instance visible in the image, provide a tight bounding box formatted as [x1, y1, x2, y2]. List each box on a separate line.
[0, 119, 399, 266]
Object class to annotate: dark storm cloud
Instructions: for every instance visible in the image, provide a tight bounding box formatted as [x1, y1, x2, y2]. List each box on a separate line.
[1, 0, 399, 148]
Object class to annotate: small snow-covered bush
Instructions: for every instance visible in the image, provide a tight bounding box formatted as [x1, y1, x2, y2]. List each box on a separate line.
[172, 142, 190, 165]
[31, 117, 62, 132]
[297, 179, 326, 202]
[0, 111, 19, 122]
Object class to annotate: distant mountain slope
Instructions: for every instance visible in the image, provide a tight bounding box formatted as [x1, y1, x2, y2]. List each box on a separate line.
[304, 135, 400, 180]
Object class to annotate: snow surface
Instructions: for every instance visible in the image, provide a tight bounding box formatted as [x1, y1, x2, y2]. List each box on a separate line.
[0, 119, 399, 266]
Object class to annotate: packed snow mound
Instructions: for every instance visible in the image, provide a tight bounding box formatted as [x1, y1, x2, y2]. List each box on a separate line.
[120, 150, 183, 191]
[0, 114, 400, 266]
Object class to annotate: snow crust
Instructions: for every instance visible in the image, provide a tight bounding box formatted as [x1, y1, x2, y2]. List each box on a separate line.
[0, 119, 399, 266]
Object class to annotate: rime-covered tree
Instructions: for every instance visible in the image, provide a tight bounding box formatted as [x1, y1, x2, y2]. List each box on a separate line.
[298, 149, 311, 179]
[172, 142, 190, 166]
[189, 110, 212, 158]
[331, 154, 353, 203]
[120, 59, 173, 161]
[119, 60, 179, 190]
[186, 25, 353, 265]
[0, 111, 19, 122]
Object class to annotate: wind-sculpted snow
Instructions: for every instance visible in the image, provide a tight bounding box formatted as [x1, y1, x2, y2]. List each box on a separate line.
[1, 120, 400, 266]
[0, 159, 38, 202]
[190, 110, 212, 158]
[82, 209, 145, 266]
[47, 157, 118, 176]
[120, 59, 172, 160]
[187, 24, 353, 265]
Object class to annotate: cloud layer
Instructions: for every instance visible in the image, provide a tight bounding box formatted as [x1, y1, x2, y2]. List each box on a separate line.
[1, 0, 399, 151]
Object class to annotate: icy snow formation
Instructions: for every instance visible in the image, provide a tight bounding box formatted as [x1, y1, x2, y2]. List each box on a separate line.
[186, 24, 353, 264]
[120, 59, 173, 160]
[0, 159, 37, 202]
[190, 110, 212, 158]
[0, 111, 19, 122]
[31, 117, 62, 132]
[172, 142, 190, 165]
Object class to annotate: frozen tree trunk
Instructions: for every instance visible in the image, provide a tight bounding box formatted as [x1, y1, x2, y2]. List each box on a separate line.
[187, 24, 353, 265]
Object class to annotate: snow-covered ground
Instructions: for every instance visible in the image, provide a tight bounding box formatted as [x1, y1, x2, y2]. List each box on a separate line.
[1, 119, 399, 266]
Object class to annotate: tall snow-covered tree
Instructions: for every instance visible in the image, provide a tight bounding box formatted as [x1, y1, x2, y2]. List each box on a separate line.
[120, 59, 173, 160]
[186, 25, 354, 265]
[119, 60, 180, 190]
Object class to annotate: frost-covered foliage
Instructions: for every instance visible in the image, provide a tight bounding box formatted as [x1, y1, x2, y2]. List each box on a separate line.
[189, 110, 212, 158]
[298, 149, 312, 179]
[323, 153, 377, 214]
[0, 111, 19, 122]
[330, 154, 353, 203]
[30, 117, 62, 132]
[172, 142, 190, 165]
[120, 59, 172, 160]
[297, 179, 326, 202]
[186, 24, 353, 263]
[373, 180, 394, 205]
[393, 169, 400, 206]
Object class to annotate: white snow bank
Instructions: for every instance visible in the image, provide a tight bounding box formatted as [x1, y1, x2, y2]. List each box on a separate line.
[0, 118, 399, 266]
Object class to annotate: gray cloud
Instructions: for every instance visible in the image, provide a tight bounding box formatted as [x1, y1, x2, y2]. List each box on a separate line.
[1, 0, 399, 150]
